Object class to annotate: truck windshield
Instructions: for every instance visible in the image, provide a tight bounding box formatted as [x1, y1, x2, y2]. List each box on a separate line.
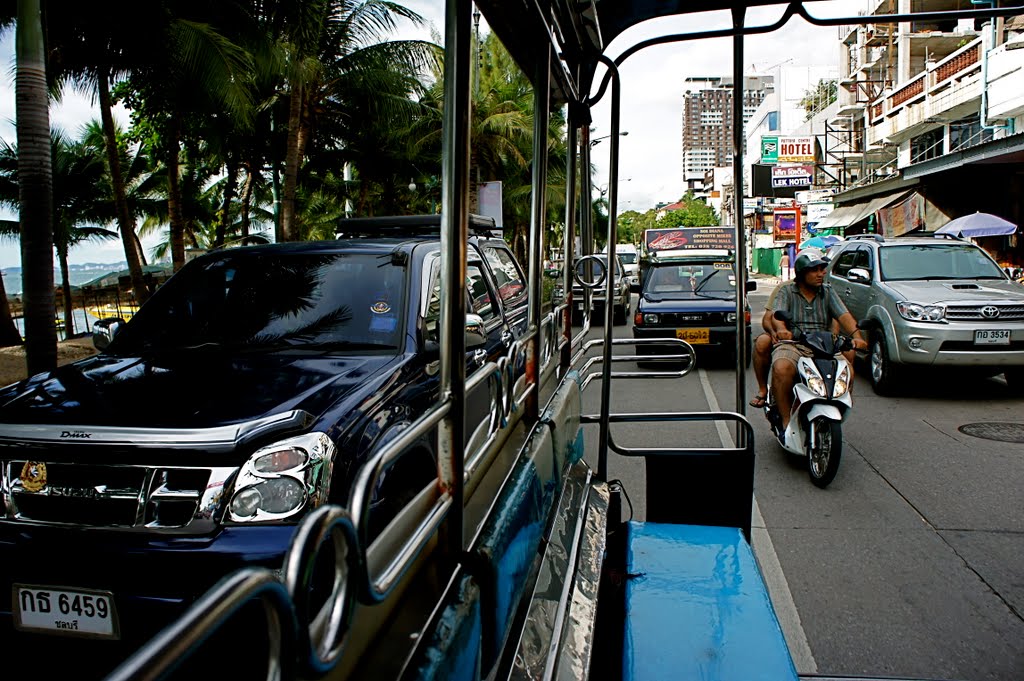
[644, 263, 736, 297]
[107, 251, 406, 355]
[879, 244, 1006, 281]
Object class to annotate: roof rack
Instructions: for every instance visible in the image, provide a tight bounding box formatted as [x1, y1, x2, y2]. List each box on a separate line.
[336, 214, 499, 239]
[846, 233, 884, 242]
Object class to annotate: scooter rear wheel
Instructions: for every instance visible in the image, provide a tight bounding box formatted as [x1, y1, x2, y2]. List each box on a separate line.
[808, 417, 842, 488]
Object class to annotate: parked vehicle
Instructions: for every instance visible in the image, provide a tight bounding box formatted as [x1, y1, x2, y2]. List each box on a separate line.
[633, 249, 754, 364]
[605, 243, 641, 290]
[0, 215, 529, 677]
[825, 233, 1024, 394]
[764, 310, 856, 488]
[555, 253, 631, 324]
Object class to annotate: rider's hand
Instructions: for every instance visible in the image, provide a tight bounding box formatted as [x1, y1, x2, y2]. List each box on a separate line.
[852, 337, 868, 351]
[776, 329, 793, 341]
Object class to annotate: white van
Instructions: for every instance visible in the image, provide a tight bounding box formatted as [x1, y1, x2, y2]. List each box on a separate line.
[605, 243, 640, 290]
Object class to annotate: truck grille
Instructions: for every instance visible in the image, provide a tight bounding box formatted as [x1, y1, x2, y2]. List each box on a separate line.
[2, 461, 235, 533]
[658, 312, 721, 325]
[945, 304, 1024, 321]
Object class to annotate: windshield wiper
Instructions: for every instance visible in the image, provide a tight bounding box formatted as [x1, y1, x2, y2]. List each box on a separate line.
[692, 292, 731, 300]
[693, 272, 719, 293]
[286, 340, 398, 351]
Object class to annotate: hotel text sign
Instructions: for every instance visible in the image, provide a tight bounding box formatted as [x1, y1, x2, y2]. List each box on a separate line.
[777, 136, 815, 163]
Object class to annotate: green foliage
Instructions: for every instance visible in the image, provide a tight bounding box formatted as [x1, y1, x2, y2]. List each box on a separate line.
[800, 79, 838, 121]
[658, 195, 719, 228]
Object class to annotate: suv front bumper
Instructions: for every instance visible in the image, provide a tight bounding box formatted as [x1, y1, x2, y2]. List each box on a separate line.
[886, 319, 1024, 367]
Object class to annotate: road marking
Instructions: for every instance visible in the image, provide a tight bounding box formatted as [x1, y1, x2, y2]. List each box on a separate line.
[698, 368, 818, 674]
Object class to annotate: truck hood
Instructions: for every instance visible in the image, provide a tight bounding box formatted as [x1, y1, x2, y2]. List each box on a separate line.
[0, 351, 401, 428]
[882, 279, 1024, 305]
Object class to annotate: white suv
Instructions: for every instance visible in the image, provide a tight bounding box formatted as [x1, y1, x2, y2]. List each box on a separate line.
[608, 243, 640, 290]
[826, 234, 1024, 395]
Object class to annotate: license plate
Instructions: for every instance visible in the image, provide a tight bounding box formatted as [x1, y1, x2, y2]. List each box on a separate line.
[676, 328, 710, 344]
[13, 584, 120, 639]
[974, 329, 1010, 345]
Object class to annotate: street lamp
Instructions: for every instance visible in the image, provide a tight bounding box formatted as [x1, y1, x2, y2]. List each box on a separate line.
[598, 178, 632, 197]
[590, 131, 628, 147]
[408, 179, 417, 192]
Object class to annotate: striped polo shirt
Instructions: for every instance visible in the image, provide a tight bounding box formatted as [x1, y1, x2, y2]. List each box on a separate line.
[772, 280, 849, 334]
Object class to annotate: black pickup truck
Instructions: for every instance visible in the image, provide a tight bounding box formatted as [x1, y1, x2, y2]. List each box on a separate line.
[0, 215, 528, 676]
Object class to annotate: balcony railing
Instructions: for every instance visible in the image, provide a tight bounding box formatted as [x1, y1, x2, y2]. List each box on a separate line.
[866, 36, 984, 138]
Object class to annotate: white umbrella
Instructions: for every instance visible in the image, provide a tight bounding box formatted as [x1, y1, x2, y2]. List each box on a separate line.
[935, 212, 1017, 238]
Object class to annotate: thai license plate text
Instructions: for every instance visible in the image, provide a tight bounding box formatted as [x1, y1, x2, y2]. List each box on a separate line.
[13, 584, 119, 639]
[974, 329, 1010, 345]
[676, 328, 710, 344]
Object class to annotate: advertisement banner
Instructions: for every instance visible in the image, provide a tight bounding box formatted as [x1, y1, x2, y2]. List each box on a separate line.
[773, 210, 798, 243]
[795, 188, 837, 204]
[644, 226, 736, 252]
[771, 164, 814, 188]
[877, 192, 924, 237]
[778, 136, 815, 163]
[807, 203, 834, 223]
[760, 136, 779, 164]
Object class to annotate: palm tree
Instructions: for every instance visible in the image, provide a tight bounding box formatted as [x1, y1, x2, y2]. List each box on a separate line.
[14, 0, 56, 372]
[0, 130, 120, 337]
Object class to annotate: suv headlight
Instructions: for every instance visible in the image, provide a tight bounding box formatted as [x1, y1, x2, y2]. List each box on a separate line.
[228, 432, 335, 522]
[896, 301, 945, 322]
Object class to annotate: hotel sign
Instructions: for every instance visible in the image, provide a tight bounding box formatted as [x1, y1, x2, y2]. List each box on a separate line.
[777, 136, 815, 163]
[771, 164, 814, 188]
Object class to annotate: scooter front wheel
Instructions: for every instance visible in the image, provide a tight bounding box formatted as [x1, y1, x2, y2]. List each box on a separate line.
[808, 417, 842, 488]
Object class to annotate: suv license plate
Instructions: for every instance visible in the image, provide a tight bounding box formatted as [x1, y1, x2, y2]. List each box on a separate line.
[975, 329, 1010, 345]
[13, 584, 120, 639]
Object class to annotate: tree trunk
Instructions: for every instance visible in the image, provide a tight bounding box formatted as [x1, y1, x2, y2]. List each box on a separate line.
[98, 65, 150, 305]
[281, 79, 303, 242]
[0, 268, 23, 347]
[16, 0, 57, 374]
[58, 247, 74, 337]
[239, 162, 254, 242]
[165, 115, 186, 271]
[215, 153, 238, 248]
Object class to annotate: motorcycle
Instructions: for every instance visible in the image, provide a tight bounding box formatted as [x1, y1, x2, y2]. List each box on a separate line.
[764, 310, 856, 488]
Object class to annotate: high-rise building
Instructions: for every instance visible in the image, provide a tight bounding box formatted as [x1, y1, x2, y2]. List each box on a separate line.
[682, 76, 773, 185]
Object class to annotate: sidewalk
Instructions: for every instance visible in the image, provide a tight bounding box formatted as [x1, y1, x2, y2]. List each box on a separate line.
[749, 270, 782, 288]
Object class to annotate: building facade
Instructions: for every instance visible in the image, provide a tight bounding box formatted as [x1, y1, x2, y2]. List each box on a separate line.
[682, 76, 772, 189]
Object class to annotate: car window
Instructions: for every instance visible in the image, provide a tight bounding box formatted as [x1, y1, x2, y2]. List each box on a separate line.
[879, 244, 1005, 281]
[852, 247, 872, 270]
[831, 249, 858, 278]
[482, 244, 526, 304]
[424, 260, 498, 341]
[109, 251, 405, 354]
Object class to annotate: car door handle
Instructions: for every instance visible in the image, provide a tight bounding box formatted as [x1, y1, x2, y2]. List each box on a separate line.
[844, 288, 852, 296]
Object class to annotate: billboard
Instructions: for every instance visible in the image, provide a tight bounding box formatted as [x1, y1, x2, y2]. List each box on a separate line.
[773, 209, 799, 243]
[644, 226, 736, 252]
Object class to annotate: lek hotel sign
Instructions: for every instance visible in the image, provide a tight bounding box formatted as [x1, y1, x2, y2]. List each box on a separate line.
[771, 136, 816, 188]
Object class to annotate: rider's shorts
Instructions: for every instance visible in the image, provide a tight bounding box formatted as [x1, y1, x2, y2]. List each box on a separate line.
[771, 342, 813, 367]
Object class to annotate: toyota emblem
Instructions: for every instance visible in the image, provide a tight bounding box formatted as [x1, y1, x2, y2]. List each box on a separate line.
[981, 305, 1000, 319]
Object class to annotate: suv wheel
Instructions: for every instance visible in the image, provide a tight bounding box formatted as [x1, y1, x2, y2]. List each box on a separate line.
[869, 334, 899, 396]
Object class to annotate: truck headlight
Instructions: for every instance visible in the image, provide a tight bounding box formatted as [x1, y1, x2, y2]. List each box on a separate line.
[726, 312, 737, 323]
[643, 313, 659, 325]
[896, 301, 945, 322]
[227, 432, 335, 523]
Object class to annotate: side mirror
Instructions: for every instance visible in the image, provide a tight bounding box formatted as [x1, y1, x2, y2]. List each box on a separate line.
[544, 269, 560, 279]
[92, 318, 125, 351]
[745, 280, 758, 292]
[847, 267, 870, 283]
[857, 318, 880, 332]
[465, 313, 488, 349]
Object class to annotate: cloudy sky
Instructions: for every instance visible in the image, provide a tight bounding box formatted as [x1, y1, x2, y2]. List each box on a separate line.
[0, 0, 869, 269]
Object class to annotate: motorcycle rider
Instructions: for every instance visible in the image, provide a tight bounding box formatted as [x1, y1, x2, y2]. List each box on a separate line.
[770, 248, 867, 430]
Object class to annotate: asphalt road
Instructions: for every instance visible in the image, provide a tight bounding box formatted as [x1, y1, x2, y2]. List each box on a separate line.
[578, 288, 1024, 681]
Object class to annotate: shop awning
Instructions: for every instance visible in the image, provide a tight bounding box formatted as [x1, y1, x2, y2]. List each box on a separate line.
[811, 204, 861, 231]
[814, 191, 912, 232]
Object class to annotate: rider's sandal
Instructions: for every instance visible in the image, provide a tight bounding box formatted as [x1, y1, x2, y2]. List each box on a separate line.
[749, 393, 767, 408]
